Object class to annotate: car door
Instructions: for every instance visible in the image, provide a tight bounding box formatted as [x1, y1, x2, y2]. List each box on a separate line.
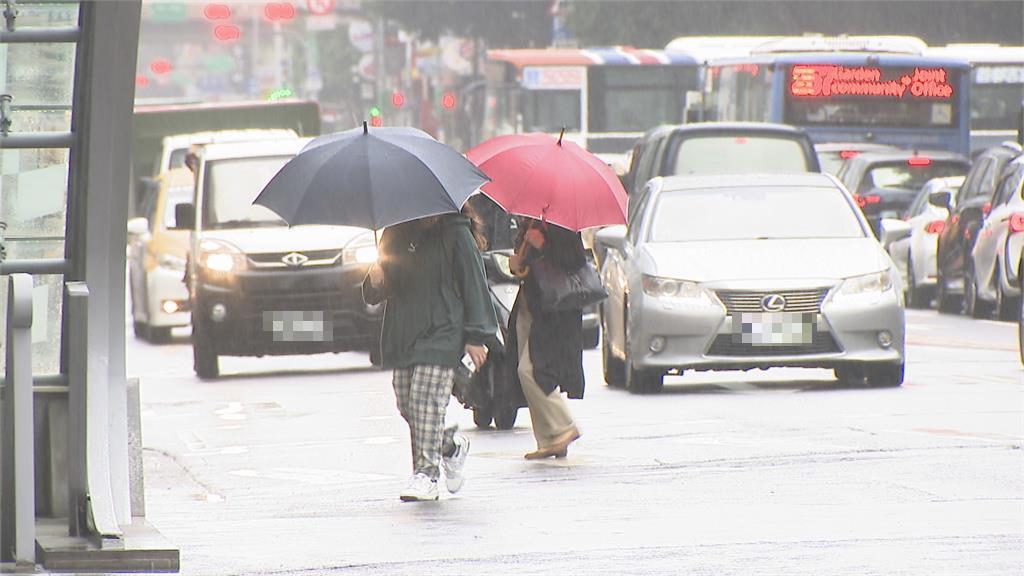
[976, 162, 1024, 296]
[939, 156, 993, 290]
[604, 182, 655, 360]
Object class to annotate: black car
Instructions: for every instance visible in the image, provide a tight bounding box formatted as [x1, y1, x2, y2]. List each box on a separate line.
[836, 150, 970, 237]
[934, 142, 1023, 314]
[622, 122, 822, 215]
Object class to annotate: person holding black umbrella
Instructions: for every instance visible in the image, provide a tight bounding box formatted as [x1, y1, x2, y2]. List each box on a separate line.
[363, 212, 497, 502]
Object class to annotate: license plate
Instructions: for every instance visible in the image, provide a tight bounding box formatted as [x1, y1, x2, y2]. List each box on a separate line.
[880, 210, 899, 220]
[262, 311, 333, 342]
[734, 312, 814, 346]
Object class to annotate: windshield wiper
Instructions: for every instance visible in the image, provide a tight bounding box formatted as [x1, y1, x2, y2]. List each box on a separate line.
[212, 219, 287, 229]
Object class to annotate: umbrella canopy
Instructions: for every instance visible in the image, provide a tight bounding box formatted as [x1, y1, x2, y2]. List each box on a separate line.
[254, 124, 489, 230]
[466, 132, 627, 231]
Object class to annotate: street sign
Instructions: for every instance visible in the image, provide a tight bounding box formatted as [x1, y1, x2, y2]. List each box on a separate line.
[307, 0, 336, 16]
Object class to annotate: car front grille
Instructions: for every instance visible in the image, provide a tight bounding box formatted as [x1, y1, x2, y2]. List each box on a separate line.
[246, 249, 342, 268]
[715, 288, 829, 314]
[705, 331, 841, 357]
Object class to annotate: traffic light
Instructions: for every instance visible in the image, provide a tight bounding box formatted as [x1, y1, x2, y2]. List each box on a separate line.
[369, 106, 382, 127]
[213, 24, 241, 42]
[391, 91, 405, 109]
[264, 2, 296, 22]
[441, 91, 457, 110]
[203, 3, 231, 20]
[149, 59, 172, 75]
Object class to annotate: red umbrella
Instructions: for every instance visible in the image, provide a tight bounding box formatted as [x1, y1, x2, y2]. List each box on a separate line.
[466, 131, 627, 231]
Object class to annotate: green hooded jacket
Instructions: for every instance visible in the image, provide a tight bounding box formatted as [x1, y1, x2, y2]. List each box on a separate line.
[362, 215, 497, 369]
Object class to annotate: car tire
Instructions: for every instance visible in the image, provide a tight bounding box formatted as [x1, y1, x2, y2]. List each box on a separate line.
[147, 325, 172, 343]
[626, 359, 663, 394]
[472, 406, 493, 429]
[582, 325, 600, 350]
[905, 256, 933, 309]
[192, 320, 220, 380]
[602, 328, 626, 387]
[866, 362, 904, 387]
[834, 365, 865, 386]
[964, 262, 993, 319]
[493, 403, 518, 430]
[995, 268, 1019, 322]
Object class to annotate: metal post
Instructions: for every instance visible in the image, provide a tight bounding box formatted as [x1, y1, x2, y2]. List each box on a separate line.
[1, 273, 35, 564]
[65, 282, 88, 536]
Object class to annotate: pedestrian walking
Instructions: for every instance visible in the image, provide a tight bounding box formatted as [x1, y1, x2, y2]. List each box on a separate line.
[363, 212, 497, 501]
[508, 218, 586, 459]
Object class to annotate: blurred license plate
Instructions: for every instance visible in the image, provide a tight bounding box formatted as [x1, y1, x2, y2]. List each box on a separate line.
[880, 209, 899, 219]
[735, 312, 814, 346]
[262, 311, 333, 342]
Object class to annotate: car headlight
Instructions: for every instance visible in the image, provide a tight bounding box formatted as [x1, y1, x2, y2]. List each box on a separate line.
[158, 254, 187, 271]
[342, 232, 378, 265]
[198, 239, 245, 274]
[641, 275, 718, 306]
[832, 269, 897, 304]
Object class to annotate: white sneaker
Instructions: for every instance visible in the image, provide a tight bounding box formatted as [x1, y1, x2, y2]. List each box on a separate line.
[442, 434, 470, 494]
[399, 473, 438, 502]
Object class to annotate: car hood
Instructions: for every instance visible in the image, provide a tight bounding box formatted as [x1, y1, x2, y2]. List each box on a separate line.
[199, 225, 371, 253]
[643, 238, 890, 285]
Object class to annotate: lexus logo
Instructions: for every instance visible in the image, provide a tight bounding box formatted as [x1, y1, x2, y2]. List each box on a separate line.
[760, 294, 787, 312]
[281, 252, 309, 267]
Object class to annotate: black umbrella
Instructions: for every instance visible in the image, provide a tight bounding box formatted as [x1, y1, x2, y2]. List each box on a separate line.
[254, 123, 489, 230]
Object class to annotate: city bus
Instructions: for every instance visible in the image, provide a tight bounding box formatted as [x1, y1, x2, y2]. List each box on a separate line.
[480, 46, 700, 166]
[925, 44, 1024, 153]
[705, 36, 972, 157]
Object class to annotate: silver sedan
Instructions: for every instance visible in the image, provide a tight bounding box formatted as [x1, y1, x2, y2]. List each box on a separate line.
[596, 173, 906, 394]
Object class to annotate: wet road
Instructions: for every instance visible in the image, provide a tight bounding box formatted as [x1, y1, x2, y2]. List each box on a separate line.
[129, 310, 1023, 575]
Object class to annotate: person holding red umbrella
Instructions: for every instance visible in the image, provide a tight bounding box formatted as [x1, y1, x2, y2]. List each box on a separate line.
[508, 218, 587, 459]
[468, 129, 627, 459]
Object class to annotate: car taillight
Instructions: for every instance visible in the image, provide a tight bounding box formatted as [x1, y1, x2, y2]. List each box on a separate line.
[839, 150, 859, 159]
[907, 156, 931, 166]
[925, 220, 945, 234]
[865, 195, 881, 205]
[1010, 213, 1024, 234]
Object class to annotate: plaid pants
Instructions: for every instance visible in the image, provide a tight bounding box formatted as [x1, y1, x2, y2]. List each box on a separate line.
[392, 364, 456, 480]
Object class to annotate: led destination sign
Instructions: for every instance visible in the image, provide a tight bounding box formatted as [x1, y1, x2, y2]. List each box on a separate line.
[790, 65, 954, 99]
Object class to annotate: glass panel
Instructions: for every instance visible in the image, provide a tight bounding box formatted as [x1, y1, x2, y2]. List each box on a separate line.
[11, 2, 80, 29]
[1, 43, 77, 107]
[0, 273, 65, 377]
[0, 148, 69, 239]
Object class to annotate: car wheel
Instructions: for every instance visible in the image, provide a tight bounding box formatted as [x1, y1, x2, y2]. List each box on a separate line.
[472, 406, 493, 429]
[866, 362, 904, 387]
[834, 365, 865, 386]
[906, 256, 933, 309]
[626, 358, 663, 394]
[582, 325, 600, 350]
[964, 263, 993, 319]
[192, 320, 220, 380]
[147, 325, 172, 344]
[996, 270, 1019, 322]
[602, 327, 626, 387]
[493, 403, 518, 430]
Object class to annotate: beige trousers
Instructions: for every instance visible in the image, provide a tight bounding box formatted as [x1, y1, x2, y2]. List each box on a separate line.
[516, 304, 575, 449]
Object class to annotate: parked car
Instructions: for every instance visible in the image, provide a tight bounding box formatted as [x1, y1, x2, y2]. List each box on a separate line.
[969, 154, 1024, 320]
[595, 173, 906, 394]
[885, 176, 965, 308]
[835, 150, 970, 237]
[176, 138, 383, 379]
[127, 167, 196, 341]
[814, 142, 897, 176]
[622, 122, 821, 215]
[935, 142, 1023, 314]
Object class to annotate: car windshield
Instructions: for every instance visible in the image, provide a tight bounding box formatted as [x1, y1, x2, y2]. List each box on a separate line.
[817, 151, 844, 175]
[648, 186, 865, 242]
[862, 161, 967, 193]
[202, 155, 290, 229]
[673, 135, 811, 175]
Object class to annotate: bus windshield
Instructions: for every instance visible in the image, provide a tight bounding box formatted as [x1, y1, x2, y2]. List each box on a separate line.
[588, 67, 694, 131]
[784, 64, 961, 128]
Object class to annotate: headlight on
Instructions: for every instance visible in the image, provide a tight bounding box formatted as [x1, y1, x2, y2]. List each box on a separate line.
[198, 239, 244, 274]
[832, 269, 897, 304]
[343, 232, 378, 265]
[158, 254, 187, 271]
[204, 253, 236, 272]
[641, 275, 717, 306]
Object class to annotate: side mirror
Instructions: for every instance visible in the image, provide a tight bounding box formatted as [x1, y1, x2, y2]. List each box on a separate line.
[928, 190, 952, 209]
[175, 203, 196, 230]
[127, 217, 149, 237]
[594, 225, 627, 253]
[879, 218, 913, 248]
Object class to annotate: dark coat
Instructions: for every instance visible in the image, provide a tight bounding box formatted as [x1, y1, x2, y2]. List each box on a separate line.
[506, 223, 587, 399]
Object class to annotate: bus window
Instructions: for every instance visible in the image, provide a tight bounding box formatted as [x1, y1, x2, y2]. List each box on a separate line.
[588, 67, 693, 131]
[523, 90, 580, 132]
[971, 65, 1024, 132]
